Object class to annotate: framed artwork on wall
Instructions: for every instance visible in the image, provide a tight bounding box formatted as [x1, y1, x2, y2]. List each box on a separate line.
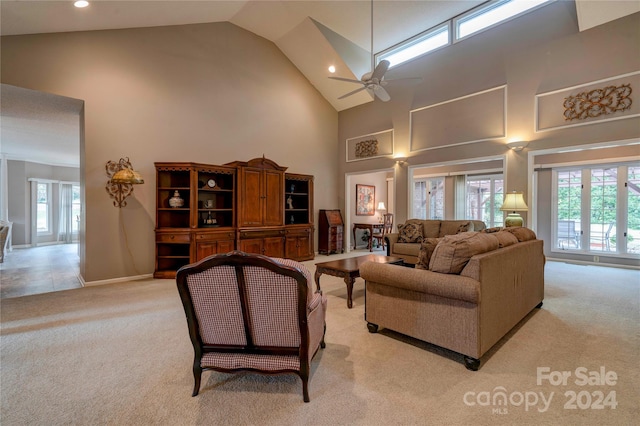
[356, 184, 375, 216]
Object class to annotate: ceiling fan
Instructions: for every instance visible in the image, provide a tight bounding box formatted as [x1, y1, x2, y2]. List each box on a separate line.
[329, 0, 421, 102]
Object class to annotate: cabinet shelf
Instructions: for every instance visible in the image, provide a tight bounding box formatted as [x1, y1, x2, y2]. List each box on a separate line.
[198, 188, 233, 193]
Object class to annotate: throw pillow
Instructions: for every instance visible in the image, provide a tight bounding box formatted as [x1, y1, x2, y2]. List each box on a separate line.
[429, 232, 499, 274]
[416, 238, 442, 270]
[456, 221, 471, 234]
[481, 226, 503, 233]
[493, 230, 519, 248]
[397, 222, 424, 243]
[504, 227, 537, 242]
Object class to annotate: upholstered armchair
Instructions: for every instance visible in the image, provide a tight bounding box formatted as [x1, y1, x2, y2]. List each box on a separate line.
[176, 251, 327, 402]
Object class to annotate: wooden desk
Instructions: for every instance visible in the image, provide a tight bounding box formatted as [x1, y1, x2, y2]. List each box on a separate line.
[314, 254, 404, 308]
[353, 223, 384, 251]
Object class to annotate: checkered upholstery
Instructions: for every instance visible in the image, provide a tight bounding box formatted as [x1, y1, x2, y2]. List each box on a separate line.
[187, 265, 247, 346]
[176, 251, 327, 401]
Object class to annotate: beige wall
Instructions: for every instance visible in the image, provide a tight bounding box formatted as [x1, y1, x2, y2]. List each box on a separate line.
[1, 22, 338, 282]
[338, 4, 639, 265]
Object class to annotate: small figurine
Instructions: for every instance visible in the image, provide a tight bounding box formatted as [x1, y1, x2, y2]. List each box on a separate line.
[290, 215, 295, 224]
[290, 184, 295, 193]
[287, 196, 294, 210]
[204, 211, 217, 225]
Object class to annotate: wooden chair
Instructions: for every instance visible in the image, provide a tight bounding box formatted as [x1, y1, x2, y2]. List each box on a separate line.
[372, 214, 393, 250]
[176, 251, 327, 402]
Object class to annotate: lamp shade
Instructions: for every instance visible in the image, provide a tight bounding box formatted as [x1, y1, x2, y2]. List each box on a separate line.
[500, 192, 528, 212]
[111, 168, 144, 184]
[377, 202, 386, 211]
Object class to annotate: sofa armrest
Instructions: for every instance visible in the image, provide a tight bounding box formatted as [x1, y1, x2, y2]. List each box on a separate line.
[384, 233, 399, 256]
[360, 262, 480, 304]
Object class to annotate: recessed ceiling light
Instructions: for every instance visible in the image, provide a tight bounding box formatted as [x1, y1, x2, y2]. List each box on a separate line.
[74, 1, 89, 8]
[328, 65, 336, 73]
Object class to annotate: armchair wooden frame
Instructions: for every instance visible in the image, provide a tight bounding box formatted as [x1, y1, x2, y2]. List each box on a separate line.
[176, 251, 326, 402]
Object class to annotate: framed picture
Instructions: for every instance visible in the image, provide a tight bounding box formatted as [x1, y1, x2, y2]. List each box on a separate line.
[356, 184, 375, 216]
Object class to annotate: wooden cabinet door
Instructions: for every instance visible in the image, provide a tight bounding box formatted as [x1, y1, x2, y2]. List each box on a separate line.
[239, 168, 263, 227]
[285, 227, 313, 260]
[217, 239, 234, 253]
[196, 239, 235, 261]
[297, 233, 312, 259]
[239, 238, 263, 255]
[263, 236, 284, 257]
[263, 170, 283, 226]
[285, 235, 299, 259]
[196, 242, 217, 261]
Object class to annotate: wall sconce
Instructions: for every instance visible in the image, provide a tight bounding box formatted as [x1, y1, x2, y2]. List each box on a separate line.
[507, 141, 528, 151]
[105, 157, 144, 208]
[500, 191, 528, 227]
[395, 157, 407, 166]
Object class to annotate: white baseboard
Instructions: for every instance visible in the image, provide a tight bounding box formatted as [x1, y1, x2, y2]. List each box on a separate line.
[83, 273, 154, 287]
[546, 257, 640, 270]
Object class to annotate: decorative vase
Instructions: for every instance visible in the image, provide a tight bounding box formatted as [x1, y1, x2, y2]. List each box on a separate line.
[169, 190, 184, 208]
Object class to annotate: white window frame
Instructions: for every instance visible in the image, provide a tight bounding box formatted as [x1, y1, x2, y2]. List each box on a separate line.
[72, 184, 81, 235]
[454, 0, 554, 42]
[36, 182, 52, 235]
[465, 173, 504, 227]
[412, 176, 446, 220]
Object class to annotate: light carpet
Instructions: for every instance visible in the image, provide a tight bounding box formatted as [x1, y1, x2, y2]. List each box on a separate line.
[1, 259, 638, 425]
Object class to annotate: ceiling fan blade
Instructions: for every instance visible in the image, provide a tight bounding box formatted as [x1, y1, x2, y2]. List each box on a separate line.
[329, 76, 364, 85]
[373, 85, 391, 102]
[371, 60, 390, 81]
[338, 86, 368, 100]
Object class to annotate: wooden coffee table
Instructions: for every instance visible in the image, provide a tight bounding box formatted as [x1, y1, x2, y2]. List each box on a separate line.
[314, 254, 404, 308]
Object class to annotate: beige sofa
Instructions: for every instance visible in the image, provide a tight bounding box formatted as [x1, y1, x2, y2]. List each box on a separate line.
[385, 219, 486, 265]
[361, 230, 544, 370]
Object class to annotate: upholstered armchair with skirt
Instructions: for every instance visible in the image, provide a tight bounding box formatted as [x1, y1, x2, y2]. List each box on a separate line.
[176, 251, 327, 402]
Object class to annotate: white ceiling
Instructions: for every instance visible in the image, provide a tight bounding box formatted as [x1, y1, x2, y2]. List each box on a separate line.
[1, 0, 638, 167]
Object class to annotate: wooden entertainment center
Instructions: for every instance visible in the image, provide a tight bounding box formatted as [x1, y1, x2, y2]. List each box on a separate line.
[154, 157, 314, 278]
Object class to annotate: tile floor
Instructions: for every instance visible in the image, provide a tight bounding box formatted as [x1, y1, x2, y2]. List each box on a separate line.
[0, 243, 82, 299]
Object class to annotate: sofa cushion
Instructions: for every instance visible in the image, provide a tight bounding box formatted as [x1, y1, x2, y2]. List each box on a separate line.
[416, 238, 442, 270]
[421, 220, 442, 238]
[504, 227, 537, 242]
[493, 230, 519, 248]
[397, 222, 424, 243]
[429, 232, 499, 274]
[439, 220, 474, 237]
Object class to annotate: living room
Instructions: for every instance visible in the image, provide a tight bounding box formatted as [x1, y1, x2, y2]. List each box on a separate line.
[1, 1, 638, 424]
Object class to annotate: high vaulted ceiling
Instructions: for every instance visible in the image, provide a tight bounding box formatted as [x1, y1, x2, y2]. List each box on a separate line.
[1, 1, 638, 167]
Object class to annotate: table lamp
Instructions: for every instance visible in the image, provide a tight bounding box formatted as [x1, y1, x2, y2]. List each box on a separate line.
[500, 192, 528, 227]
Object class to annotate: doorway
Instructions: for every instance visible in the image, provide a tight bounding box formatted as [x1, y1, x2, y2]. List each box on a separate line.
[0, 84, 85, 298]
[345, 168, 395, 251]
